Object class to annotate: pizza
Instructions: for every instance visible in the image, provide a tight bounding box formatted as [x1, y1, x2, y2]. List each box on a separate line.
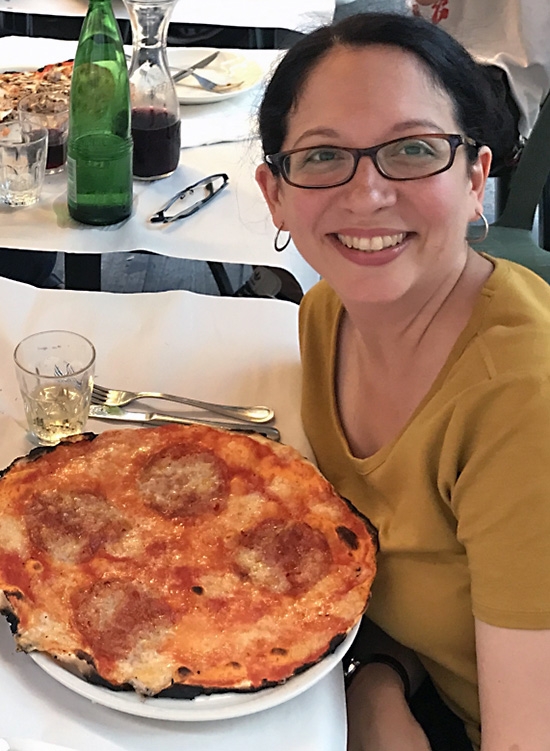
[0, 424, 377, 698]
[0, 59, 73, 119]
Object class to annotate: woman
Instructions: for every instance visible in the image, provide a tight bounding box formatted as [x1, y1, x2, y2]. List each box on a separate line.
[255, 13, 550, 751]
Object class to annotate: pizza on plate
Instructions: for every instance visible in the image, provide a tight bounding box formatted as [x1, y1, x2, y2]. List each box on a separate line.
[0, 59, 73, 119]
[0, 424, 377, 698]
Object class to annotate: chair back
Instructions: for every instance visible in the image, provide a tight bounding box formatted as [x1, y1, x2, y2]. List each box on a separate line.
[476, 90, 550, 282]
[494, 90, 550, 230]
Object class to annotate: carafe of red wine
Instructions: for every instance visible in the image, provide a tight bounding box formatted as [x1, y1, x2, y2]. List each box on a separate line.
[124, 0, 181, 180]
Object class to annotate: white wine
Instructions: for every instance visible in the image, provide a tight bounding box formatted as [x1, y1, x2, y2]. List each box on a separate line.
[23, 384, 90, 445]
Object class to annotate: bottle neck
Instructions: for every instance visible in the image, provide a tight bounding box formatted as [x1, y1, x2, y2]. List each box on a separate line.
[125, 1, 177, 49]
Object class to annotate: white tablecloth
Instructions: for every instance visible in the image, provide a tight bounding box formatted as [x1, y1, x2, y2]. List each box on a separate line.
[0, 275, 346, 751]
[0, 0, 335, 33]
[0, 36, 320, 294]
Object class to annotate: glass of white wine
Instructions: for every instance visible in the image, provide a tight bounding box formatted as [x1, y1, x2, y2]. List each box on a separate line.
[14, 330, 96, 445]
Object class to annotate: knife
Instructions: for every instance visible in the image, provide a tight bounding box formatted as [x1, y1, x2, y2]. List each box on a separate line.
[171, 51, 220, 84]
[89, 404, 281, 441]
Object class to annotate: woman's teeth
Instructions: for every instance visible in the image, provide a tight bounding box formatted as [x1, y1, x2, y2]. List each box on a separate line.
[337, 232, 406, 252]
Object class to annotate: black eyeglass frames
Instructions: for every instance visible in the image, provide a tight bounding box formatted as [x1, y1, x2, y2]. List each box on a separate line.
[150, 173, 229, 224]
[265, 133, 480, 189]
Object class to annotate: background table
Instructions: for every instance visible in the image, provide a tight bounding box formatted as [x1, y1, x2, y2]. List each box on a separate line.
[0, 274, 346, 750]
[0, 36, 320, 295]
[0, 0, 335, 33]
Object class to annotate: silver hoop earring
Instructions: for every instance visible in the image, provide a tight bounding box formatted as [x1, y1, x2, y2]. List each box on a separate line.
[274, 225, 291, 252]
[468, 211, 489, 244]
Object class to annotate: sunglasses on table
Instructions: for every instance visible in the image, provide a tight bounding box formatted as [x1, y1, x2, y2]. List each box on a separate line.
[265, 133, 480, 189]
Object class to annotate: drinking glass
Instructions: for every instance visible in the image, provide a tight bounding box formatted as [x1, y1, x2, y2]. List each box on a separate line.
[18, 88, 70, 173]
[14, 330, 96, 445]
[0, 93, 12, 121]
[0, 119, 48, 206]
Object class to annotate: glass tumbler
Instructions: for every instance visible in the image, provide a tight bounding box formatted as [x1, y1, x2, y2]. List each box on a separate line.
[18, 87, 70, 173]
[14, 329, 96, 445]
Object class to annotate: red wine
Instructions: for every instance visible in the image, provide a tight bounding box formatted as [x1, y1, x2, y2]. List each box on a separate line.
[46, 130, 67, 171]
[131, 107, 181, 179]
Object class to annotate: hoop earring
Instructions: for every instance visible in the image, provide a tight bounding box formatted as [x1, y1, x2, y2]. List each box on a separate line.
[468, 211, 489, 244]
[274, 225, 291, 252]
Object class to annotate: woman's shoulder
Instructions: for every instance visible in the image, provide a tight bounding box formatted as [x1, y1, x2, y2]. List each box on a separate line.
[300, 279, 342, 326]
[472, 256, 550, 372]
[483, 256, 550, 325]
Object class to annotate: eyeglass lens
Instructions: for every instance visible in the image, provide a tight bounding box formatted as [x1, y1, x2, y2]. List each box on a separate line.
[283, 135, 455, 187]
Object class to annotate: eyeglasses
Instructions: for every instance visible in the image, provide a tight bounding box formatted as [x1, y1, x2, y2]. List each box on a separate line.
[265, 134, 480, 189]
[149, 173, 229, 224]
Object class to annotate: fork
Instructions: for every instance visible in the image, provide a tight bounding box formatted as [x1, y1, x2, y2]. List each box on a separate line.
[91, 384, 275, 424]
[185, 71, 244, 93]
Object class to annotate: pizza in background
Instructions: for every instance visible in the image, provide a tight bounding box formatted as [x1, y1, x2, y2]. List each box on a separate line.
[0, 59, 73, 120]
[0, 424, 377, 697]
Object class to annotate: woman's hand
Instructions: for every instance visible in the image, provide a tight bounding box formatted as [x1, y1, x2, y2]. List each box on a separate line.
[347, 662, 432, 751]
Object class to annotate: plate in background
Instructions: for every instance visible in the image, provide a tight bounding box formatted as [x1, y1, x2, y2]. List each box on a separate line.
[170, 48, 264, 105]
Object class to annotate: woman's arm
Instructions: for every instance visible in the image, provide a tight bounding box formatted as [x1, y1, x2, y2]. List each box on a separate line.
[347, 663, 432, 751]
[476, 618, 550, 750]
[346, 618, 431, 751]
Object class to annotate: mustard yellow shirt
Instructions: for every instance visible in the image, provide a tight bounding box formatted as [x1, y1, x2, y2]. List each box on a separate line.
[299, 257, 550, 749]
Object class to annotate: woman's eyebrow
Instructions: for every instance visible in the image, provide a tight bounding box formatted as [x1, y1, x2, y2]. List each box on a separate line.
[292, 128, 340, 147]
[392, 119, 446, 134]
[290, 121, 447, 149]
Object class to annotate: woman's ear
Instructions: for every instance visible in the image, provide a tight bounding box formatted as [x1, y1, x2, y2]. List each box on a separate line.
[469, 145, 492, 220]
[255, 163, 285, 228]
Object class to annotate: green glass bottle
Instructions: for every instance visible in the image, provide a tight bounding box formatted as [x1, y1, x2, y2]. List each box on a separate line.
[67, 0, 133, 225]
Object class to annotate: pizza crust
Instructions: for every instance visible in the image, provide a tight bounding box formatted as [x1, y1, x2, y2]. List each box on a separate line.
[0, 425, 377, 697]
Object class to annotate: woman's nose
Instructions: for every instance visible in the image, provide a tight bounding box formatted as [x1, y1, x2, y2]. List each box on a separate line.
[340, 155, 397, 207]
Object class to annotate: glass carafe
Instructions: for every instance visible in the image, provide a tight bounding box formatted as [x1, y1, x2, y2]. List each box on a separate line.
[124, 0, 181, 180]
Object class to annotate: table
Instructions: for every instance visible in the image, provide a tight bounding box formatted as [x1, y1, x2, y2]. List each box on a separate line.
[0, 274, 347, 751]
[0, 36, 320, 295]
[0, 0, 335, 33]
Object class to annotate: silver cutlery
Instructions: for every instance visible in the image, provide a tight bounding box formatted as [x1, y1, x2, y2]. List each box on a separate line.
[91, 384, 274, 424]
[171, 51, 220, 83]
[184, 71, 243, 93]
[89, 404, 281, 441]
[171, 51, 243, 92]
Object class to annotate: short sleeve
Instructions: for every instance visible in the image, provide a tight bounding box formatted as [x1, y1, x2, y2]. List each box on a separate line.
[447, 373, 550, 628]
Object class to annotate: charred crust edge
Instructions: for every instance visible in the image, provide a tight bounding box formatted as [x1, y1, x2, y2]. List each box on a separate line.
[64, 628, 354, 699]
[0, 432, 98, 478]
[339, 496, 379, 553]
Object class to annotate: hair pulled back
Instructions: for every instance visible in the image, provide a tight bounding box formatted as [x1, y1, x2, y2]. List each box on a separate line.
[258, 13, 517, 171]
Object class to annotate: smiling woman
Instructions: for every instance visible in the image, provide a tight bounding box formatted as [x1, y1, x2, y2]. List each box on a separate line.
[255, 12, 550, 751]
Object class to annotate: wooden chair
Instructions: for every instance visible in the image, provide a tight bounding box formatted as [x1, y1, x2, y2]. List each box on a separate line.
[475, 91, 550, 283]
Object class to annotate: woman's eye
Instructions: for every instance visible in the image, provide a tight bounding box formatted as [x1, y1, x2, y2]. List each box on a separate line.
[394, 140, 438, 158]
[299, 148, 344, 167]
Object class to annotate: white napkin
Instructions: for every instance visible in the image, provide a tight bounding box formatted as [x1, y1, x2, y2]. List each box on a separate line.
[178, 86, 263, 148]
[0, 278, 345, 751]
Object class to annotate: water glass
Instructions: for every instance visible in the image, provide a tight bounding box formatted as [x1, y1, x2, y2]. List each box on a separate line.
[0, 119, 48, 206]
[18, 88, 70, 173]
[14, 330, 96, 445]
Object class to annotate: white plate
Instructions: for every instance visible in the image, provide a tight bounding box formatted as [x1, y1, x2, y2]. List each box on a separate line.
[1, 741, 77, 751]
[30, 623, 358, 722]
[170, 48, 264, 105]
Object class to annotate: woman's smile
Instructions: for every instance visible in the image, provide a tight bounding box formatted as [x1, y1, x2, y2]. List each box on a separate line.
[336, 232, 407, 252]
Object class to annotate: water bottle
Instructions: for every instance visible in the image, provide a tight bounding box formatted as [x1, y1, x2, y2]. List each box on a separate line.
[67, 0, 133, 225]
